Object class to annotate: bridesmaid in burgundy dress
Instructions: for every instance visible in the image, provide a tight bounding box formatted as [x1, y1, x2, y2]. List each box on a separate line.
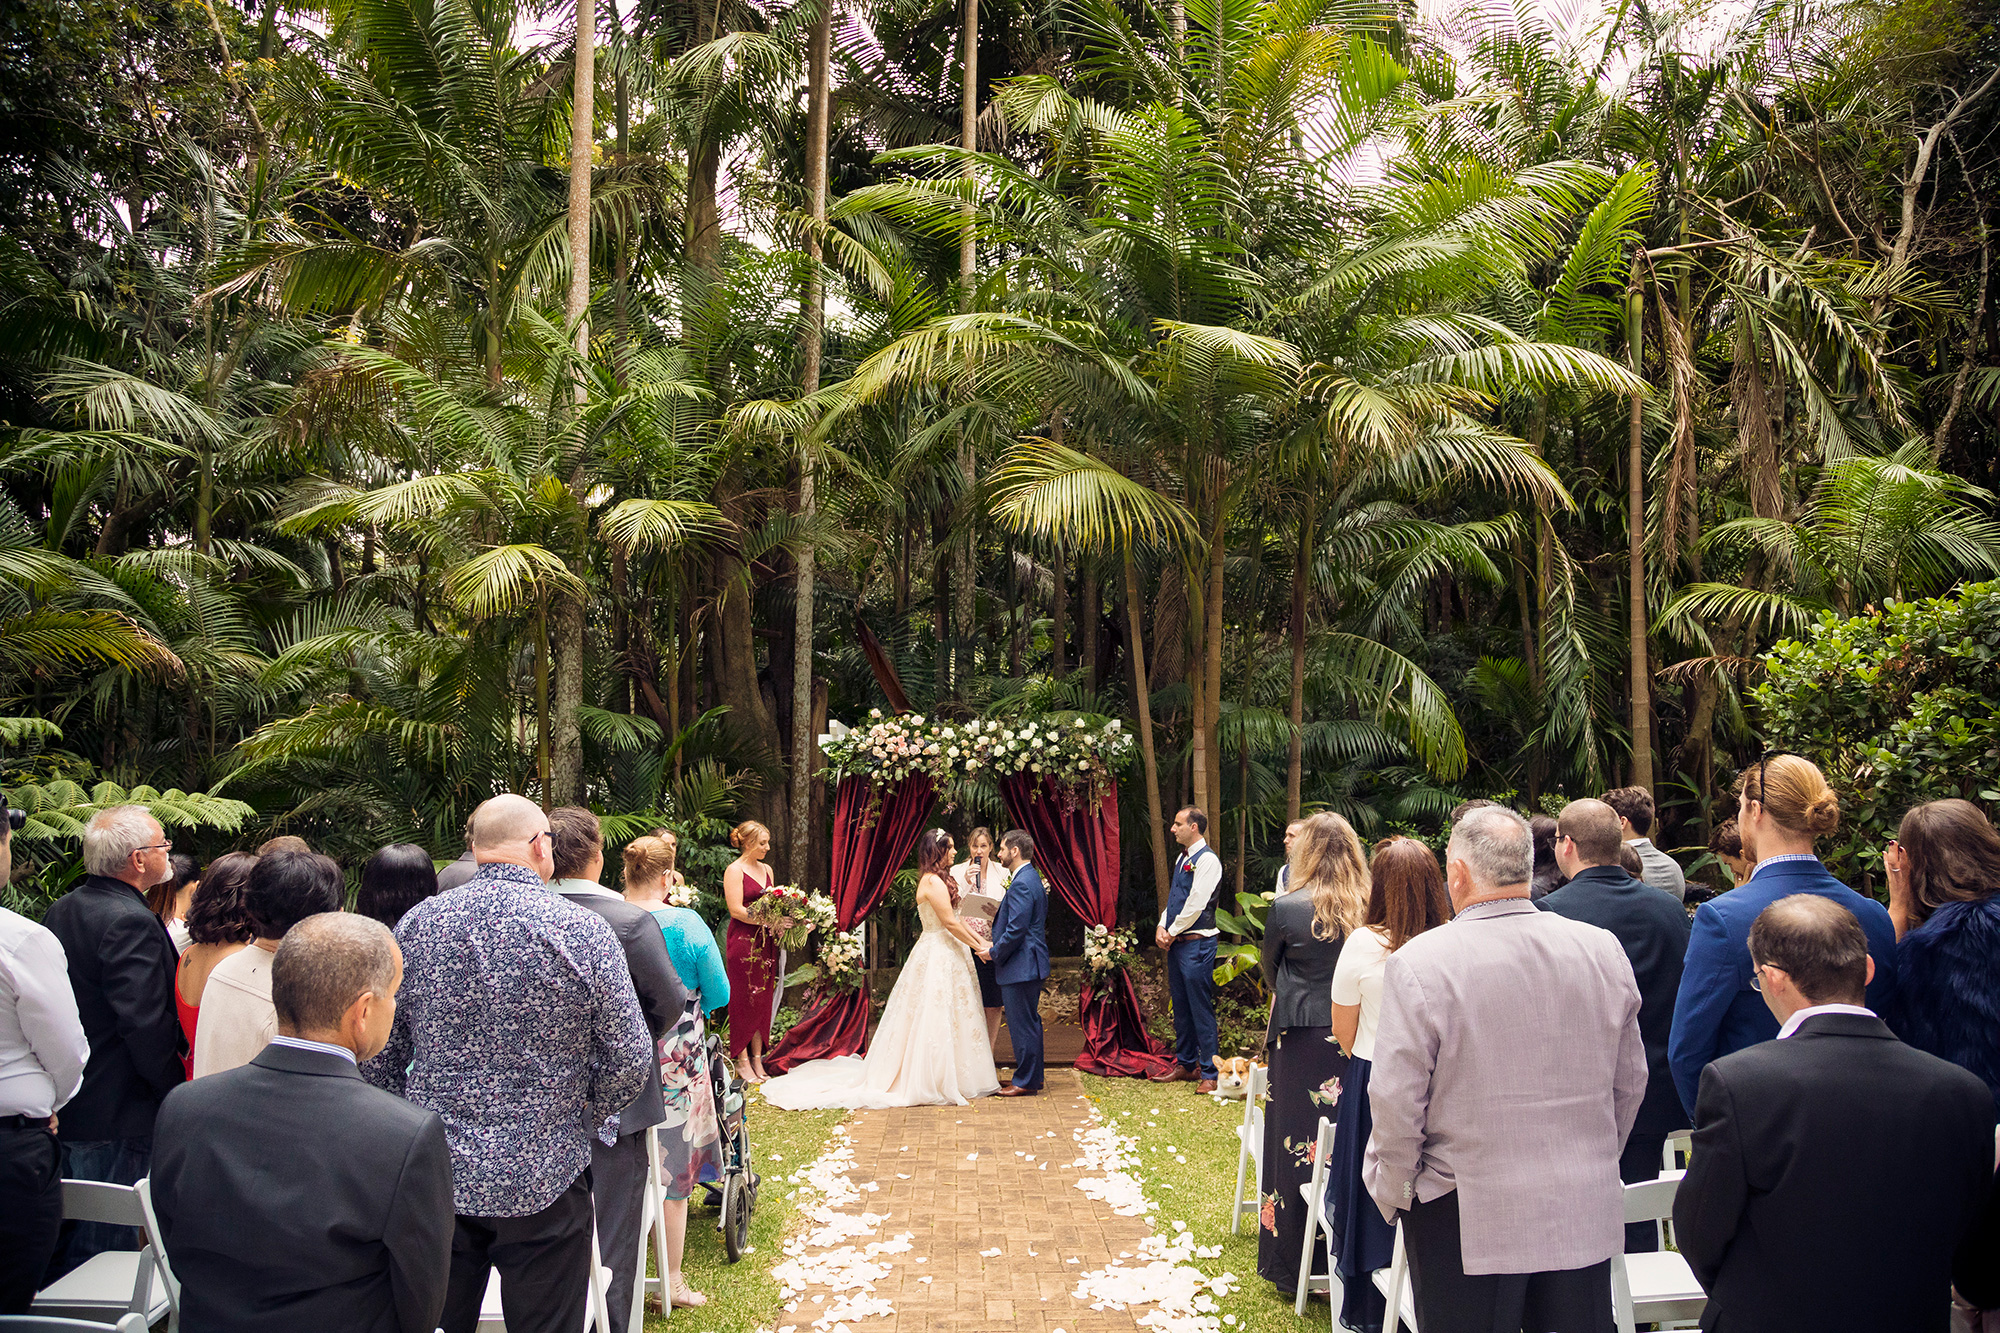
[723, 820, 780, 1082]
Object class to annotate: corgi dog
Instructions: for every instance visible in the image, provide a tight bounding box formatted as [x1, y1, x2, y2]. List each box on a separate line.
[1213, 1056, 1264, 1098]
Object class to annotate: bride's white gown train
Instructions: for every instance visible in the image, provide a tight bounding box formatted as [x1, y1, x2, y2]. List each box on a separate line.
[760, 897, 999, 1109]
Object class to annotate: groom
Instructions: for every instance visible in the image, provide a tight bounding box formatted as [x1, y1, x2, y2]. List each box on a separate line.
[984, 830, 1049, 1097]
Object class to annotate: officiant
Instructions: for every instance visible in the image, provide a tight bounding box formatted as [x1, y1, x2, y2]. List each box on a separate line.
[951, 827, 1009, 1049]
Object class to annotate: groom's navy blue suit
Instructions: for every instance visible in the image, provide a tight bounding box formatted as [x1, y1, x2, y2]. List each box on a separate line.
[990, 862, 1050, 1091]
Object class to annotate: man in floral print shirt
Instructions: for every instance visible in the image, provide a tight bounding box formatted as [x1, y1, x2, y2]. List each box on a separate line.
[364, 794, 652, 1333]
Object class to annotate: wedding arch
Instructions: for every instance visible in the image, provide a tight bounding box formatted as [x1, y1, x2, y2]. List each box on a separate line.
[764, 713, 1175, 1078]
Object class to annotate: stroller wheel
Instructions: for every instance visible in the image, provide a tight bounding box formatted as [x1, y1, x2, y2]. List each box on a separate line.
[721, 1171, 752, 1263]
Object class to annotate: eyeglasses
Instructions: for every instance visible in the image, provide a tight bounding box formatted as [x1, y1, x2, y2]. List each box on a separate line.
[528, 831, 551, 849]
[135, 840, 173, 853]
[1749, 962, 1785, 993]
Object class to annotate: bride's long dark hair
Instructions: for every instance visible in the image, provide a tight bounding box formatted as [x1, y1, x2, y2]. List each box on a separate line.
[915, 828, 958, 903]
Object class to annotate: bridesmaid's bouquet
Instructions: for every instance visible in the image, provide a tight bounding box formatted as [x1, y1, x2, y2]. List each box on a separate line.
[748, 885, 837, 953]
[666, 878, 697, 908]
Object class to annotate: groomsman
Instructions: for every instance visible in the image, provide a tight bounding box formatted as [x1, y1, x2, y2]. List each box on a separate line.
[987, 831, 1049, 1096]
[1152, 807, 1221, 1093]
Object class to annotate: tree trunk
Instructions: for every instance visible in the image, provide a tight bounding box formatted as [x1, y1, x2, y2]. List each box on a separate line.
[1202, 485, 1226, 856]
[1081, 559, 1099, 691]
[1626, 282, 1653, 794]
[565, 0, 593, 370]
[1126, 552, 1172, 910]
[791, 0, 832, 885]
[1284, 509, 1311, 822]
[1052, 544, 1068, 677]
[535, 593, 553, 802]
[549, 593, 586, 806]
[613, 35, 631, 382]
[686, 141, 722, 280]
[953, 0, 979, 697]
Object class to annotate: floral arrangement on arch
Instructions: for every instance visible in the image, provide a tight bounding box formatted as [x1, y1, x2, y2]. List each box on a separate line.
[781, 923, 866, 994]
[746, 885, 838, 953]
[822, 710, 1134, 807]
[1082, 922, 1140, 979]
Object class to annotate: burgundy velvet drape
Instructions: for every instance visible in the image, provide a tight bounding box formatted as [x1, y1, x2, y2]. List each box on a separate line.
[999, 774, 1176, 1078]
[764, 774, 935, 1073]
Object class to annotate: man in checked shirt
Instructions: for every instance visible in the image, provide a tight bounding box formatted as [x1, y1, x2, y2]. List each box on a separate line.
[366, 794, 652, 1333]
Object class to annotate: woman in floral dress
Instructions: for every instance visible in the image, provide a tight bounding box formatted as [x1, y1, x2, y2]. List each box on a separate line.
[1256, 812, 1365, 1295]
[624, 836, 731, 1310]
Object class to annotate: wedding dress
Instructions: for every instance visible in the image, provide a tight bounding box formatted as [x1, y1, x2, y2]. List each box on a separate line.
[760, 895, 999, 1109]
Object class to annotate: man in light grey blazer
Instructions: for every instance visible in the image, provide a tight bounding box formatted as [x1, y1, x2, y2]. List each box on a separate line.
[1364, 806, 1647, 1333]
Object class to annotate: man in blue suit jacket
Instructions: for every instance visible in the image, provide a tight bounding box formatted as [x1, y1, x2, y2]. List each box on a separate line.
[986, 830, 1050, 1096]
[1668, 756, 1899, 1115]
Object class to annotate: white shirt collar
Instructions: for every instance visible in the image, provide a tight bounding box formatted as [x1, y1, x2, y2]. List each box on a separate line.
[551, 878, 620, 899]
[1181, 839, 1209, 862]
[1777, 1003, 1875, 1039]
[268, 1034, 358, 1065]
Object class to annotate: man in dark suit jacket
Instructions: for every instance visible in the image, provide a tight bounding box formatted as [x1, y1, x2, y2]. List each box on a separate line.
[152, 912, 455, 1333]
[1540, 798, 1691, 1252]
[986, 830, 1050, 1096]
[1674, 895, 1992, 1333]
[39, 805, 186, 1275]
[547, 807, 688, 1333]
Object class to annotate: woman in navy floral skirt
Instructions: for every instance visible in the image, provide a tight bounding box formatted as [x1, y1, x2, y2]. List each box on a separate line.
[1255, 813, 1366, 1295]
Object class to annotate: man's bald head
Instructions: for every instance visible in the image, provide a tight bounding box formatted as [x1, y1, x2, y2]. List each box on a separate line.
[469, 794, 554, 881]
[471, 794, 546, 850]
[1749, 893, 1871, 1007]
[1556, 798, 1625, 868]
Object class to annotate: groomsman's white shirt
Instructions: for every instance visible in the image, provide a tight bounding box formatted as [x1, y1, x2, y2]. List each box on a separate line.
[1159, 838, 1222, 938]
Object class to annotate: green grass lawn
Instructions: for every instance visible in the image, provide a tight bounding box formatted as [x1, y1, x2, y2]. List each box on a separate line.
[1078, 1074, 1331, 1333]
[641, 1093, 847, 1332]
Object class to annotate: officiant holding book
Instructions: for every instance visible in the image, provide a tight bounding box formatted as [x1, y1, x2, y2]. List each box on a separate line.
[984, 830, 1050, 1097]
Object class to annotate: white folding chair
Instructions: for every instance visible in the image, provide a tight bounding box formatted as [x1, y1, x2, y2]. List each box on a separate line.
[475, 1222, 615, 1333]
[0, 1314, 151, 1332]
[1654, 1128, 1693, 1248]
[1230, 1064, 1270, 1235]
[1611, 1177, 1706, 1333]
[640, 1126, 671, 1323]
[1291, 1116, 1341, 1319]
[32, 1180, 178, 1331]
[1371, 1218, 1419, 1333]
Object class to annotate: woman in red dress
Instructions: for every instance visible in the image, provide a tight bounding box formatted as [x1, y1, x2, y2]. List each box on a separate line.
[723, 820, 779, 1083]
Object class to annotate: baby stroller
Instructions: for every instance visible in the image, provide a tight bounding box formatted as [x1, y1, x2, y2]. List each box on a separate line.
[699, 1032, 758, 1260]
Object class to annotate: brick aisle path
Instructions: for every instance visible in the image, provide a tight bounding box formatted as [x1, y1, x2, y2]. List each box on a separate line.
[785, 1068, 1150, 1333]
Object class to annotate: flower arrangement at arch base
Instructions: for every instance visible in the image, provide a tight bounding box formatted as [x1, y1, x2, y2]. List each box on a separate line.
[1082, 923, 1140, 979]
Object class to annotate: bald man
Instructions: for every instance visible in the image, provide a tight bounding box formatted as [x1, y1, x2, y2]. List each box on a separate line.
[1539, 798, 1691, 1251]
[153, 914, 454, 1333]
[365, 795, 652, 1333]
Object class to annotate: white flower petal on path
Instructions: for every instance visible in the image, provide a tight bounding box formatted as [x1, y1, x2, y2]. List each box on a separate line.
[978, 1247, 1002, 1257]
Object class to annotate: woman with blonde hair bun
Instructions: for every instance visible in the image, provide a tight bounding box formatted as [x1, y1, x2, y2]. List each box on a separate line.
[1667, 753, 1901, 1117]
[623, 835, 729, 1308]
[722, 819, 779, 1083]
[1255, 810, 1366, 1295]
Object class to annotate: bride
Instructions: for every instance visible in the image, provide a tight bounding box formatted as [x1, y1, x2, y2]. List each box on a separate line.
[761, 829, 1000, 1109]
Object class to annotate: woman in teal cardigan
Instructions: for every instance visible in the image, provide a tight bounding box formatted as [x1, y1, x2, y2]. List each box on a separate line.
[623, 835, 730, 1310]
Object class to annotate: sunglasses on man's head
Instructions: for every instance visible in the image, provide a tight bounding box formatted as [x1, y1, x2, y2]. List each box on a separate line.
[1747, 748, 1802, 802]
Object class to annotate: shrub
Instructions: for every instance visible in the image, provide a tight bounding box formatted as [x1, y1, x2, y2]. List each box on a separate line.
[1753, 581, 2000, 886]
